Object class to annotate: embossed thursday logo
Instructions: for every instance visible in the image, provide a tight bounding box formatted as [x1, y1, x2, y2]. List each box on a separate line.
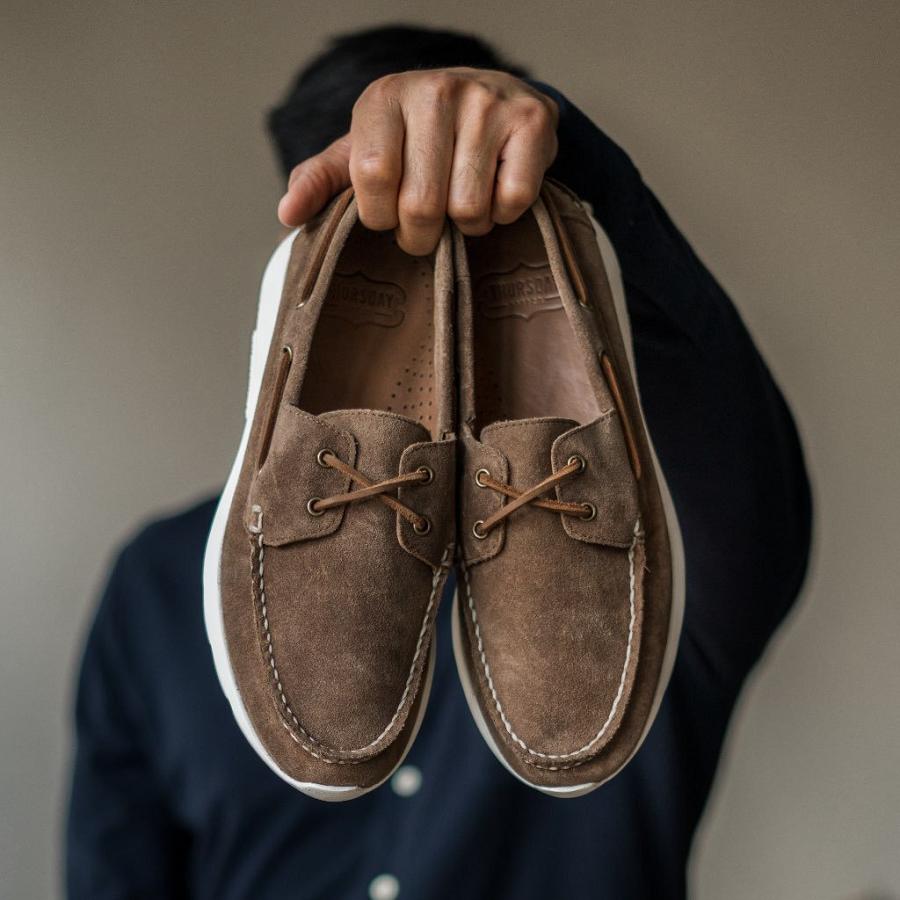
[475, 264, 562, 320]
[324, 272, 407, 327]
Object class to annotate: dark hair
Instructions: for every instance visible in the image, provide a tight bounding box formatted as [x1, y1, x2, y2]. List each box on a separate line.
[267, 24, 529, 176]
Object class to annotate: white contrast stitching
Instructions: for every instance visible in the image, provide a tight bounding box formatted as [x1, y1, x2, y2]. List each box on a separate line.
[462, 518, 642, 771]
[250, 513, 452, 764]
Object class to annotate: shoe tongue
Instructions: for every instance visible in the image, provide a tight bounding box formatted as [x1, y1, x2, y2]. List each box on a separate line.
[321, 409, 429, 480]
[480, 417, 579, 484]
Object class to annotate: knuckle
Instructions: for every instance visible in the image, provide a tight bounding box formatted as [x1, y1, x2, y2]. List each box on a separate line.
[368, 73, 399, 97]
[515, 96, 553, 128]
[498, 180, 537, 211]
[494, 182, 538, 223]
[352, 154, 398, 191]
[399, 193, 445, 226]
[354, 75, 398, 115]
[469, 84, 501, 115]
[422, 72, 457, 106]
[449, 195, 490, 225]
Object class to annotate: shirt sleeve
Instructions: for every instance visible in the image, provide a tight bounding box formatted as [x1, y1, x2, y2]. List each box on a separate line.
[66, 547, 190, 900]
[530, 81, 813, 692]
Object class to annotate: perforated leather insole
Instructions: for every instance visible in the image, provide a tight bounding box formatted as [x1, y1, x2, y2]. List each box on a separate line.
[299, 227, 437, 434]
[466, 215, 601, 434]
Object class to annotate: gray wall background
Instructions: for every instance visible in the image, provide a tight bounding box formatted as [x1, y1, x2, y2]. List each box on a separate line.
[2, 2, 898, 897]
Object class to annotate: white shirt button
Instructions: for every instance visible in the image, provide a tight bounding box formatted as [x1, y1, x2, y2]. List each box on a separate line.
[368, 873, 400, 900]
[390, 764, 422, 797]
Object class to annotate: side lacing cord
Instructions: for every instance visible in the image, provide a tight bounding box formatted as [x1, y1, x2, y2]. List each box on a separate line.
[474, 455, 594, 538]
[309, 451, 432, 533]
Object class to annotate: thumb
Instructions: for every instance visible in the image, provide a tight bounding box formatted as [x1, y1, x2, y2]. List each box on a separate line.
[277, 134, 352, 226]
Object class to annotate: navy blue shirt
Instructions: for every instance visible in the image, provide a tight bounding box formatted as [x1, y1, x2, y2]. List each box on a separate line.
[67, 86, 812, 899]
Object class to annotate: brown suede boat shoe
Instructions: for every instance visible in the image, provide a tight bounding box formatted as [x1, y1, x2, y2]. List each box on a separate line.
[204, 189, 456, 801]
[451, 180, 685, 797]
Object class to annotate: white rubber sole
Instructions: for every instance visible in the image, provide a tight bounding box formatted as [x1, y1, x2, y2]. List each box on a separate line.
[201, 229, 434, 802]
[451, 211, 686, 798]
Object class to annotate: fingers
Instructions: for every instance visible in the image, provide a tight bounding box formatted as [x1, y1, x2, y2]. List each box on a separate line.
[349, 86, 404, 231]
[276, 71, 560, 252]
[492, 99, 558, 225]
[447, 93, 503, 237]
[348, 71, 551, 254]
[394, 83, 455, 255]
[278, 135, 351, 227]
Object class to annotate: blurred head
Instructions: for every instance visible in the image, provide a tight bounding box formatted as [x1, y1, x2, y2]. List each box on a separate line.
[267, 24, 528, 176]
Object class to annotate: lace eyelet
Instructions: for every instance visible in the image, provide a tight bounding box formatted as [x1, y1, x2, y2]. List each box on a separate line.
[472, 520, 488, 540]
[417, 466, 434, 484]
[306, 498, 325, 517]
[474, 468, 491, 488]
[567, 454, 586, 473]
[580, 502, 597, 521]
[413, 517, 432, 535]
[316, 448, 335, 468]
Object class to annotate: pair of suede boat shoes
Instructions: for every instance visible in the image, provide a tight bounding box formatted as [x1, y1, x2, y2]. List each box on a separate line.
[203, 180, 685, 801]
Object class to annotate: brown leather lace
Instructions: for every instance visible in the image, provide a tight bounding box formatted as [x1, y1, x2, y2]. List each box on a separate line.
[309, 450, 433, 534]
[473, 455, 594, 538]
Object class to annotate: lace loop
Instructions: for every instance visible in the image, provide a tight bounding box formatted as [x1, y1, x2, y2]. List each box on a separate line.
[307, 451, 431, 531]
[474, 456, 592, 535]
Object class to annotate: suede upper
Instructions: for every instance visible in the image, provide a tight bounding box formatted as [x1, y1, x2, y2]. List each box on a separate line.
[218, 191, 456, 789]
[453, 180, 677, 788]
